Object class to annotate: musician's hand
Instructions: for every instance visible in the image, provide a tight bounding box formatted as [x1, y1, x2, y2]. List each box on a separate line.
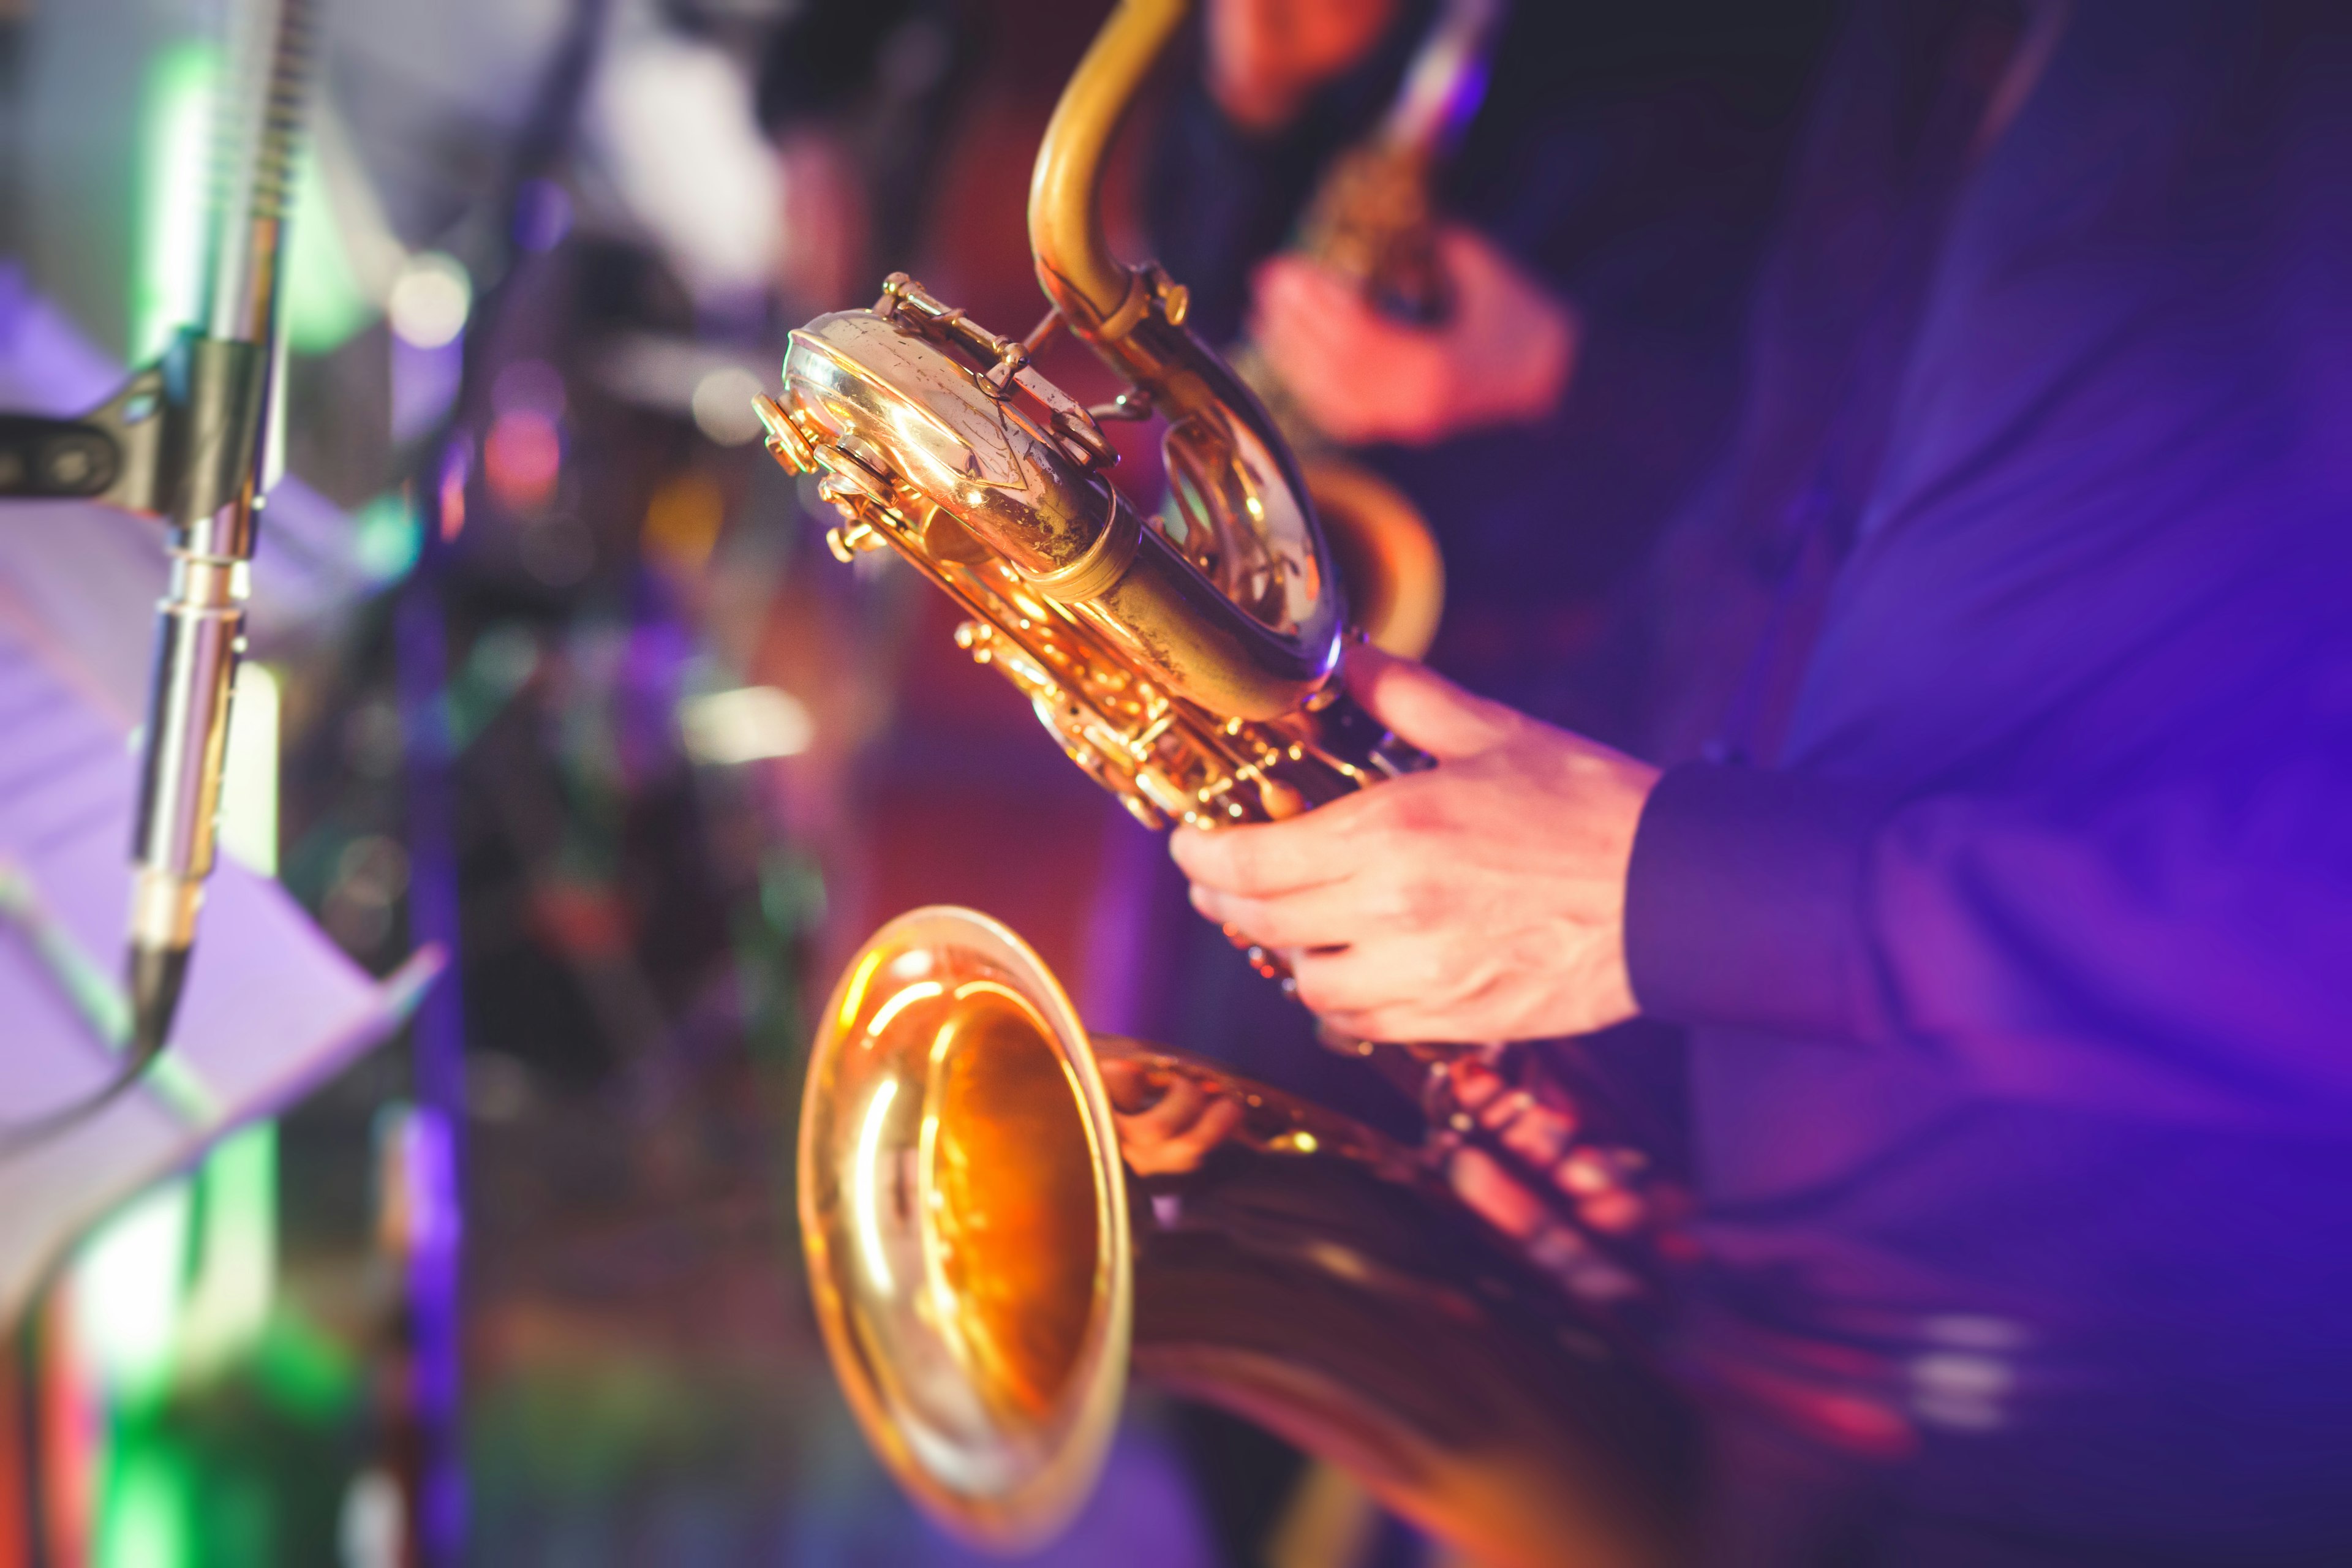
[1247, 226, 1578, 447]
[1206, 0, 1400, 133]
[1099, 1060, 1245, 1176]
[1171, 644, 1656, 1043]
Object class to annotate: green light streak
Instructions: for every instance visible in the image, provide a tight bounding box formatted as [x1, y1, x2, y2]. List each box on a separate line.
[179, 1121, 279, 1374]
[130, 42, 219, 366]
[135, 35, 375, 363]
[98, 1440, 194, 1568]
[72, 1182, 193, 1406]
[286, 144, 375, 355]
[254, 1311, 363, 1424]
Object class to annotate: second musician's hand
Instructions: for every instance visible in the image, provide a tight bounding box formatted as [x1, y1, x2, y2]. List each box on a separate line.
[1248, 225, 1579, 447]
[1172, 644, 1657, 1044]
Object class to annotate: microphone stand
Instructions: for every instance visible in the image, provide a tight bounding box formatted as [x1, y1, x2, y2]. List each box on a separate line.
[0, 0, 316, 1134]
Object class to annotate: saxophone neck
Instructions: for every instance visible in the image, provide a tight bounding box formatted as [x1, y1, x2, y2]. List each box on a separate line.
[1028, 0, 1186, 339]
[1028, 0, 1226, 430]
[1013, 0, 1346, 716]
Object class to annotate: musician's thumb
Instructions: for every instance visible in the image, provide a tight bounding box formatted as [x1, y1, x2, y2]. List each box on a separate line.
[1340, 640, 1515, 761]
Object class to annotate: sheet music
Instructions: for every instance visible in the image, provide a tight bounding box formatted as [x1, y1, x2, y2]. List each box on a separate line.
[0, 611, 428, 1326]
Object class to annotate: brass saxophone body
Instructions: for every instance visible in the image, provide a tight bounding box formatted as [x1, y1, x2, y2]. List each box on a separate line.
[767, 2, 1686, 1562]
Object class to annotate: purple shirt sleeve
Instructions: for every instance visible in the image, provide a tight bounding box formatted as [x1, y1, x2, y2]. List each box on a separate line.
[1626, 750, 2352, 1129]
[1624, 762, 1888, 1042]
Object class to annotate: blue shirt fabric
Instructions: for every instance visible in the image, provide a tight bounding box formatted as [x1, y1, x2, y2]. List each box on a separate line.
[1625, 0, 2352, 1555]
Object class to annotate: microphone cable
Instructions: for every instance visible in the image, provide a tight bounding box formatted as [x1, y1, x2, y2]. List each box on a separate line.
[0, 859, 173, 1161]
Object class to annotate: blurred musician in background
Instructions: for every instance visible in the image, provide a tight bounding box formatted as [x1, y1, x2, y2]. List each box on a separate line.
[1150, 0, 1834, 738]
[1172, 0, 2352, 1561]
[755, 0, 967, 320]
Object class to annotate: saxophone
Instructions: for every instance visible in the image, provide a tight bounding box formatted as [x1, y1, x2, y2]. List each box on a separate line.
[1230, 0, 1510, 660]
[755, 0, 1449, 835]
[799, 907, 1685, 1566]
[760, 2, 1682, 1561]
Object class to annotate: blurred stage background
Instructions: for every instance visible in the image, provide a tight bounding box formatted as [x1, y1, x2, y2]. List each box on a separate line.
[0, 0, 1284, 1562]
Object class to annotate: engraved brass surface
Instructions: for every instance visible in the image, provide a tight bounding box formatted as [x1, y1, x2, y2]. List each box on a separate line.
[771, 276, 1412, 831]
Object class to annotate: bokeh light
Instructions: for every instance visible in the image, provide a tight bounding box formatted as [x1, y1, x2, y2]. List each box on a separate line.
[386, 252, 472, 350]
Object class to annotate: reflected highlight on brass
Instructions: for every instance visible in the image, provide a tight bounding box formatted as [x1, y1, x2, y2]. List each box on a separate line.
[799, 908, 1130, 1551]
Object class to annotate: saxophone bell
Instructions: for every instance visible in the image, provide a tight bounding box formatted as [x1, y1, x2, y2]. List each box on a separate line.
[801, 908, 1691, 1564]
[798, 907, 1130, 1550]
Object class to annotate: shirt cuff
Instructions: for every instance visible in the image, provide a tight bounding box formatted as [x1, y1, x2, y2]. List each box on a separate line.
[1623, 763, 1893, 1041]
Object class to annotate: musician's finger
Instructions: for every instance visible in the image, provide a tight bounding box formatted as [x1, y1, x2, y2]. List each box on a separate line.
[1249, 302, 1356, 397]
[1187, 878, 1368, 952]
[1252, 255, 1360, 328]
[1446, 1145, 1551, 1242]
[1340, 641, 1517, 761]
[1295, 948, 1471, 1044]
[1252, 270, 1396, 377]
[1169, 800, 1371, 896]
[1097, 1058, 1157, 1115]
[1285, 941, 1422, 1021]
[1446, 1055, 1509, 1111]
